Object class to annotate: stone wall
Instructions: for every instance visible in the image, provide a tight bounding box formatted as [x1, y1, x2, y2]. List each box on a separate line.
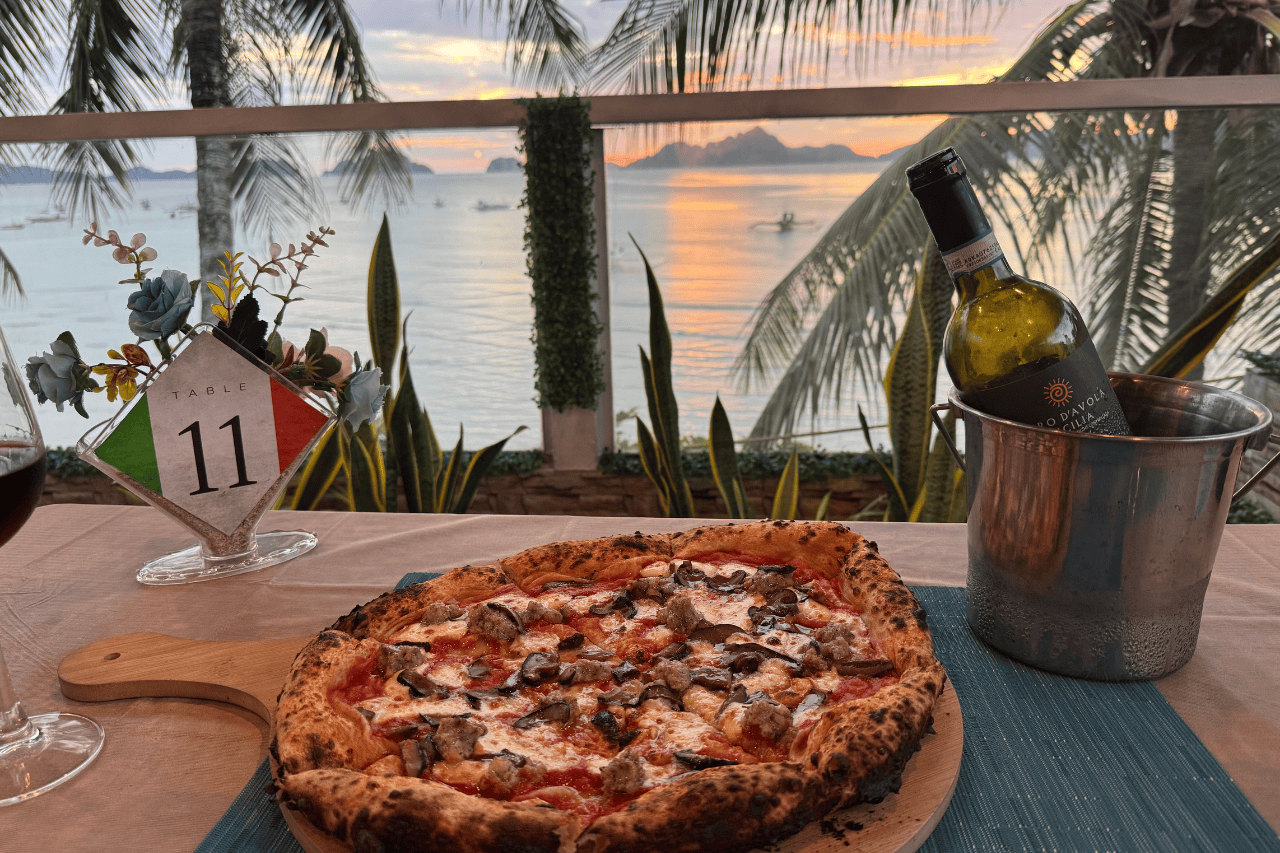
[467, 469, 885, 518]
[40, 467, 887, 519]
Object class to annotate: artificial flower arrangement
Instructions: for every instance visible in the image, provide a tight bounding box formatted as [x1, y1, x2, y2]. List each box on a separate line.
[26, 224, 388, 433]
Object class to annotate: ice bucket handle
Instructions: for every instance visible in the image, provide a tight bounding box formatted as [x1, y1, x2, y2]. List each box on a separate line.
[929, 402, 965, 473]
[1233, 429, 1280, 503]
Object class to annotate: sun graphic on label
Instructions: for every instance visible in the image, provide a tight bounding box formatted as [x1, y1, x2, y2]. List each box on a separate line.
[1045, 379, 1072, 405]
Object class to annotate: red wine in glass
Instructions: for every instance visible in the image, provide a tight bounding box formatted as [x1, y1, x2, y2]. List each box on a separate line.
[0, 325, 104, 806]
[0, 442, 46, 548]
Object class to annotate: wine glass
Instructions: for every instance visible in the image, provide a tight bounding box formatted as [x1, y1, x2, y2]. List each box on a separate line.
[0, 323, 104, 805]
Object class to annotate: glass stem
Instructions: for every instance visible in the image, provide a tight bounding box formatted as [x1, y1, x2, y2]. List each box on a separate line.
[0, 646, 39, 755]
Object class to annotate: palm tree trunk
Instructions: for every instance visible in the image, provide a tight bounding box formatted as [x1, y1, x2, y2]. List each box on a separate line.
[1165, 109, 1218, 380]
[182, 0, 234, 323]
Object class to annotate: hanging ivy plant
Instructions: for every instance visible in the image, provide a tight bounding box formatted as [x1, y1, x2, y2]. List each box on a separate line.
[518, 94, 605, 412]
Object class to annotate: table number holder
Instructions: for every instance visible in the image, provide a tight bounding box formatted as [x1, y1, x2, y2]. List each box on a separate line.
[76, 325, 338, 586]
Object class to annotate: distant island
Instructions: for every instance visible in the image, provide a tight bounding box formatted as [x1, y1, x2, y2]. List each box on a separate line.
[486, 157, 523, 173]
[325, 159, 433, 176]
[623, 127, 880, 169]
[0, 165, 198, 183]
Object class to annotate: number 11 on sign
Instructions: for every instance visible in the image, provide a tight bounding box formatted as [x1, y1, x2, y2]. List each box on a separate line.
[179, 415, 259, 496]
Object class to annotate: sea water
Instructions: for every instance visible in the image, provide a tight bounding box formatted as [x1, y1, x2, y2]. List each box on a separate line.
[0, 162, 892, 453]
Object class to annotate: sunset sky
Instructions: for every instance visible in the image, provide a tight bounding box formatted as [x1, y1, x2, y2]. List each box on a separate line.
[122, 0, 1065, 172]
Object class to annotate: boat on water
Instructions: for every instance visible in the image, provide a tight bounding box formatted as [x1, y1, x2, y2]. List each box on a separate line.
[433, 197, 445, 208]
[750, 211, 815, 232]
[26, 211, 66, 223]
[1, 222, 24, 231]
[475, 200, 510, 212]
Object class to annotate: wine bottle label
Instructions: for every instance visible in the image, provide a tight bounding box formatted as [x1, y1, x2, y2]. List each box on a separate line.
[966, 341, 1132, 436]
[940, 228, 1004, 278]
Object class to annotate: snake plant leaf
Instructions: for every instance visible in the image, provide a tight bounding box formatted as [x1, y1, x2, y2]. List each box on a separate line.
[858, 405, 909, 521]
[884, 243, 951, 508]
[634, 238, 691, 516]
[708, 395, 750, 518]
[770, 448, 801, 520]
[289, 423, 344, 510]
[635, 417, 671, 516]
[367, 213, 401, 379]
[1140, 230, 1280, 378]
[910, 411, 962, 523]
[347, 421, 386, 512]
[436, 428, 467, 513]
[450, 425, 529, 513]
[948, 469, 968, 523]
[814, 491, 833, 522]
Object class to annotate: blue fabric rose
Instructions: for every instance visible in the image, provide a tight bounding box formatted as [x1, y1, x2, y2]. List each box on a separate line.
[26, 339, 85, 413]
[340, 368, 388, 431]
[127, 270, 193, 341]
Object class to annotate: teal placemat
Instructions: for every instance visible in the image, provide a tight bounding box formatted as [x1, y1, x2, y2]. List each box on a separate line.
[197, 580, 1280, 853]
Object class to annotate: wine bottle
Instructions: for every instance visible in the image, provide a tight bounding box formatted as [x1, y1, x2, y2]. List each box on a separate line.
[906, 147, 1132, 436]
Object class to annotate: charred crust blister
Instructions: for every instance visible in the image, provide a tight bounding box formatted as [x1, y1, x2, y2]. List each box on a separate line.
[272, 520, 944, 853]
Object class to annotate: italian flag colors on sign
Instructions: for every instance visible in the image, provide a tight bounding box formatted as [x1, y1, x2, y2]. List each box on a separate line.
[93, 332, 332, 535]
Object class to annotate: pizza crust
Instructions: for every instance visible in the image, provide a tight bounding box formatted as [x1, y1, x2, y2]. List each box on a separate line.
[272, 521, 947, 853]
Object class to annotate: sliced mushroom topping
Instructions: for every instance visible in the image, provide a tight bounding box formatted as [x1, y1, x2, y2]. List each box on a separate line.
[556, 632, 586, 651]
[689, 666, 733, 692]
[597, 685, 641, 707]
[654, 641, 691, 661]
[575, 646, 617, 662]
[466, 658, 493, 680]
[636, 682, 683, 711]
[520, 651, 562, 685]
[688, 623, 743, 645]
[477, 748, 528, 767]
[461, 691, 485, 710]
[795, 690, 827, 714]
[513, 699, 573, 729]
[384, 722, 422, 740]
[835, 659, 894, 678]
[703, 570, 748, 593]
[588, 591, 638, 619]
[418, 714, 441, 727]
[355, 706, 376, 722]
[611, 661, 641, 683]
[590, 710, 622, 743]
[716, 684, 749, 718]
[401, 738, 429, 777]
[393, 640, 433, 651]
[672, 562, 707, 587]
[398, 669, 450, 699]
[723, 642, 802, 675]
[674, 749, 738, 770]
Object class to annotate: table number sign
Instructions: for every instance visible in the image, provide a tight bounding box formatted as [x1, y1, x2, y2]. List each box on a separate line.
[78, 327, 337, 585]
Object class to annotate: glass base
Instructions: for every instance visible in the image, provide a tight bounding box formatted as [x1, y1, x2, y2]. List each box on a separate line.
[0, 713, 105, 807]
[136, 530, 318, 586]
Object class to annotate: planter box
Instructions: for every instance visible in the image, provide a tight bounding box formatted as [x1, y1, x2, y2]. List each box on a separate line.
[1240, 370, 1280, 519]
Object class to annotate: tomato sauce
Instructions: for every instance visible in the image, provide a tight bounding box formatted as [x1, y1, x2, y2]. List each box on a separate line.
[329, 653, 384, 706]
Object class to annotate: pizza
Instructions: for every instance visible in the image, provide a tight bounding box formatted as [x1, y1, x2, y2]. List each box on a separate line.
[270, 520, 948, 853]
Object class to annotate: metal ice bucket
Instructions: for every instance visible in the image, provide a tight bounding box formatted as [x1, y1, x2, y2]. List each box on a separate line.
[931, 372, 1280, 680]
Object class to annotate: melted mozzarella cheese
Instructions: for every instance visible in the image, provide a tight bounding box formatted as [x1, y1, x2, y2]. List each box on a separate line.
[392, 618, 469, 646]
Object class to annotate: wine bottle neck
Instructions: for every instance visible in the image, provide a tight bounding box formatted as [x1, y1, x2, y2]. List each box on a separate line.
[952, 253, 1016, 300]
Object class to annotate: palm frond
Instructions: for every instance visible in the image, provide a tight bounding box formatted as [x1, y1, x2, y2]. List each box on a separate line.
[0, 243, 23, 300]
[588, 0, 994, 95]
[0, 0, 56, 115]
[503, 0, 590, 90]
[325, 130, 412, 214]
[281, 0, 381, 101]
[1078, 127, 1174, 371]
[229, 135, 330, 242]
[54, 0, 162, 114]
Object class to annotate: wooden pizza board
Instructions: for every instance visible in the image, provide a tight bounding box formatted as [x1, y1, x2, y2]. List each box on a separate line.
[59, 634, 963, 853]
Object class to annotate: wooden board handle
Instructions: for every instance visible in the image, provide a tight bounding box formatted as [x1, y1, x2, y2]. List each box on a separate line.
[58, 633, 310, 723]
